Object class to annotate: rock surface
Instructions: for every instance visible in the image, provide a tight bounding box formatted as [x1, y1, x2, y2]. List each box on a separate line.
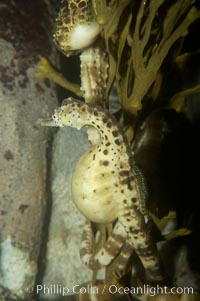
[0, 0, 58, 298]
[41, 127, 92, 299]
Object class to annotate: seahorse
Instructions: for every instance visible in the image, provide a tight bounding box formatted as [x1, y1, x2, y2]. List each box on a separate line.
[39, 97, 163, 281]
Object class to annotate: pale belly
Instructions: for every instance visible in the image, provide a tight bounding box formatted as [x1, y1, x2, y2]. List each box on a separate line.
[71, 151, 120, 223]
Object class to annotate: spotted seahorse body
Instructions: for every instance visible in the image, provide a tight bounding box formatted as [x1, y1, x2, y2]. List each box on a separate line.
[39, 97, 163, 281]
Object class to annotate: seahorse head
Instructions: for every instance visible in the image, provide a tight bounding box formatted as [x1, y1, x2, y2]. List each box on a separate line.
[39, 96, 101, 131]
[50, 98, 92, 130]
[54, 0, 101, 56]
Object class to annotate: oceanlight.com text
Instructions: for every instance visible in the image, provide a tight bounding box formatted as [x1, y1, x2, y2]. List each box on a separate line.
[25, 283, 194, 297]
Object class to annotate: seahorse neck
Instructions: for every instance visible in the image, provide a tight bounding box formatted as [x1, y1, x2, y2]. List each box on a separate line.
[78, 104, 132, 168]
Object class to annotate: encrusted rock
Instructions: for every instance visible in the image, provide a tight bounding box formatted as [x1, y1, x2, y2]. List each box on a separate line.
[0, 0, 58, 298]
[41, 127, 92, 298]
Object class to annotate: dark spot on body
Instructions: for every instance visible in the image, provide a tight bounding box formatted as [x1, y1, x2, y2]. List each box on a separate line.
[123, 200, 127, 204]
[70, 2, 77, 10]
[105, 142, 111, 147]
[131, 197, 137, 203]
[115, 139, 121, 146]
[94, 110, 98, 116]
[121, 178, 129, 185]
[130, 228, 140, 234]
[112, 130, 118, 137]
[121, 177, 133, 190]
[79, 15, 85, 20]
[64, 17, 70, 26]
[93, 154, 96, 160]
[103, 160, 109, 166]
[79, 1, 87, 8]
[121, 190, 124, 193]
[132, 205, 138, 210]
[119, 170, 129, 177]
[82, 108, 86, 112]
[107, 122, 112, 128]
[4, 150, 14, 161]
[103, 149, 108, 155]
[102, 117, 108, 123]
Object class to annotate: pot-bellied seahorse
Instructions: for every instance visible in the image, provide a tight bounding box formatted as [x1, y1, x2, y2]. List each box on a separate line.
[39, 97, 163, 281]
